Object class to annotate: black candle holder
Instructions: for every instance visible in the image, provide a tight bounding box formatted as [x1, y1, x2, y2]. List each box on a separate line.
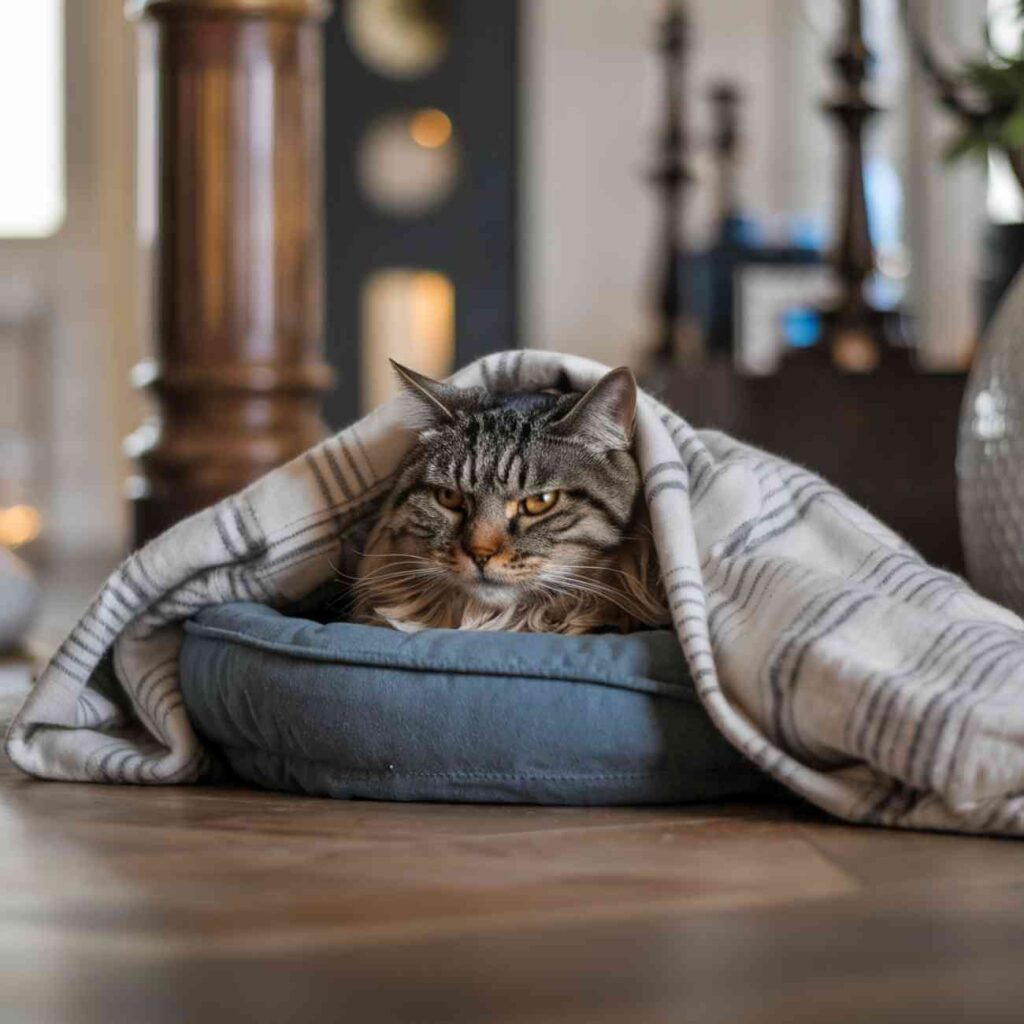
[709, 81, 741, 240]
[648, 0, 694, 363]
[818, 0, 902, 371]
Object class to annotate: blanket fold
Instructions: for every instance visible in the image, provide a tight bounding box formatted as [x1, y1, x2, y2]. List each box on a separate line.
[8, 350, 1024, 836]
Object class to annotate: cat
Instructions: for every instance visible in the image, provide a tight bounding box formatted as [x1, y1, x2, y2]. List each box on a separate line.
[351, 361, 669, 635]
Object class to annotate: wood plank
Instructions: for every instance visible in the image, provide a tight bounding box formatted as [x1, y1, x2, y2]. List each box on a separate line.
[3, 857, 1023, 1024]
[0, 786, 854, 948]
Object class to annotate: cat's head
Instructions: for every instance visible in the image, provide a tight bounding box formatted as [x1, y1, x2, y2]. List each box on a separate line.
[361, 362, 642, 614]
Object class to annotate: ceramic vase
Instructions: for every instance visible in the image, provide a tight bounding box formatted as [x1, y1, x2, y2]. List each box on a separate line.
[959, 267, 1024, 613]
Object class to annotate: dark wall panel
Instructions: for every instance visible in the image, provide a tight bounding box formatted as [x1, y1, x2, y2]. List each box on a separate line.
[323, 0, 519, 427]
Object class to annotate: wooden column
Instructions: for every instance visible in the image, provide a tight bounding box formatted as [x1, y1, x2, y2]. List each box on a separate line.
[126, 0, 334, 546]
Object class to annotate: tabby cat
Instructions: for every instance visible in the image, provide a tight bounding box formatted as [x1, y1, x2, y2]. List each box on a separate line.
[352, 362, 668, 635]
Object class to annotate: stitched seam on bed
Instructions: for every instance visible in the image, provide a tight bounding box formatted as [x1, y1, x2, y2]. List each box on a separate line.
[182, 622, 697, 701]
[216, 744, 689, 781]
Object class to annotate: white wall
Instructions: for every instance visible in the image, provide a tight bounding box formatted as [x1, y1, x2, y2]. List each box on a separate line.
[523, 0, 985, 369]
[525, 0, 782, 366]
[0, 4, 142, 558]
[904, 0, 987, 369]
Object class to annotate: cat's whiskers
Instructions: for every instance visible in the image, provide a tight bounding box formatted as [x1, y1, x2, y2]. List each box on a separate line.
[373, 570, 450, 605]
[552, 570, 652, 606]
[554, 562, 651, 587]
[540, 568, 659, 622]
[354, 550, 437, 562]
[353, 564, 447, 584]
[354, 554, 448, 574]
[353, 568, 450, 600]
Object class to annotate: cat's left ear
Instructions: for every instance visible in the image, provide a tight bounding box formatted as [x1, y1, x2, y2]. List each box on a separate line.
[550, 367, 637, 450]
[390, 360, 458, 422]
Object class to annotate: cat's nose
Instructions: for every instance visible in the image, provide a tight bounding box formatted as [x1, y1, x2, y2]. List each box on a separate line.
[464, 540, 500, 567]
[463, 526, 504, 568]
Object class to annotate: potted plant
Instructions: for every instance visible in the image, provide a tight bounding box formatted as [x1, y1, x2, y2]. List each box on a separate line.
[901, 0, 1024, 325]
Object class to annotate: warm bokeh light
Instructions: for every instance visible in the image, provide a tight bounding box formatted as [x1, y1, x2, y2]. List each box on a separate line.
[832, 330, 881, 374]
[345, 0, 452, 80]
[361, 269, 455, 413]
[0, 504, 42, 549]
[359, 112, 460, 214]
[409, 108, 453, 150]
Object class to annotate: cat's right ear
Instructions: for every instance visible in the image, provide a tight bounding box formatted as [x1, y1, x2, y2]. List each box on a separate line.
[390, 360, 457, 422]
[550, 366, 637, 450]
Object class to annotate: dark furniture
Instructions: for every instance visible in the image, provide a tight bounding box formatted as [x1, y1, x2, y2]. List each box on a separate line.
[322, 0, 520, 427]
[652, 358, 967, 572]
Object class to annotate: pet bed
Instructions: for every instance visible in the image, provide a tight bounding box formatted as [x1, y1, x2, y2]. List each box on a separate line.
[179, 602, 767, 804]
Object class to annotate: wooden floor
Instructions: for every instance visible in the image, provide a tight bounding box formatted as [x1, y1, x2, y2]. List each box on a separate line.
[3, 568, 1024, 1022]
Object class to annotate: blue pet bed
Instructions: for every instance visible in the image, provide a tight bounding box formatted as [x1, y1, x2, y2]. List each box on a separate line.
[179, 602, 768, 805]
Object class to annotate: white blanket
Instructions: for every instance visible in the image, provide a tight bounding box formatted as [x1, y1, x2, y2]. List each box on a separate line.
[7, 350, 1024, 835]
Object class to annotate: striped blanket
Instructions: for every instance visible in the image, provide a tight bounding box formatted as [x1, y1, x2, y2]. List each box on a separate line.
[7, 350, 1024, 836]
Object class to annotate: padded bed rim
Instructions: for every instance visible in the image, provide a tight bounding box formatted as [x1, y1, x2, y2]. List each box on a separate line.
[183, 616, 700, 702]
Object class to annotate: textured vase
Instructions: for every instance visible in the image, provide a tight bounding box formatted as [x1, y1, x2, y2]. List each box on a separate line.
[959, 267, 1024, 613]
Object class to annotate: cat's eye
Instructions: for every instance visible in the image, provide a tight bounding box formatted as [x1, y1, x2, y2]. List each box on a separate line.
[521, 491, 559, 516]
[435, 487, 465, 510]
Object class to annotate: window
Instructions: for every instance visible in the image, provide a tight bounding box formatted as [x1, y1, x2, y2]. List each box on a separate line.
[0, 0, 65, 237]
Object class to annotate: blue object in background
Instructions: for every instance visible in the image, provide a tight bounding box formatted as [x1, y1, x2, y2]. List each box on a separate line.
[786, 214, 827, 252]
[864, 155, 907, 311]
[865, 155, 902, 251]
[721, 214, 764, 249]
[782, 306, 821, 349]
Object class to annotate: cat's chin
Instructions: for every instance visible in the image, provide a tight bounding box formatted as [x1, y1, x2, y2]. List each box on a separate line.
[463, 580, 521, 609]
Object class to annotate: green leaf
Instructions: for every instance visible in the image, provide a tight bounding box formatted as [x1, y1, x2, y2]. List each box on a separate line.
[1001, 96, 1024, 147]
[964, 60, 1019, 97]
[943, 131, 990, 163]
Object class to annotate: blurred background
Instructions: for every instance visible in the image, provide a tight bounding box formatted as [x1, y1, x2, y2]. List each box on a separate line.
[0, 0, 1017, 594]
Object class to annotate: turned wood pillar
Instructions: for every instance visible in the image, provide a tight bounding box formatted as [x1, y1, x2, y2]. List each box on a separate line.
[126, 0, 334, 546]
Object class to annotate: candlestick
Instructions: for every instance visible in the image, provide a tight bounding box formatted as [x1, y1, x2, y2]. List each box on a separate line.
[649, 0, 693, 363]
[820, 0, 887, 370]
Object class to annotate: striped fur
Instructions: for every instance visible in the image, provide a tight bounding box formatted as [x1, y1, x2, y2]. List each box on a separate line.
[352, 366, 669, 634]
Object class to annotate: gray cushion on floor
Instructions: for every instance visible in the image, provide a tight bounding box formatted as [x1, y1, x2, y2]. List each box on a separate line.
[179, 602, 768, 805]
